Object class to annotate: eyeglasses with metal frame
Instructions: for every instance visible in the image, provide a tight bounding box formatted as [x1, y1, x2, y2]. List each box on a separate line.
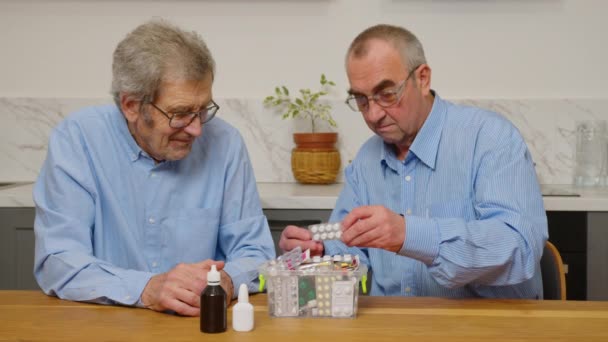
[149, 100, 220, 128]
[345, 66, 420, 112]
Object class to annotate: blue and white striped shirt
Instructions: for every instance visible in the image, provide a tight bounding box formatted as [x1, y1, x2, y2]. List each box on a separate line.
[33, 104, 275, 305]
[326, 93, 547, 298]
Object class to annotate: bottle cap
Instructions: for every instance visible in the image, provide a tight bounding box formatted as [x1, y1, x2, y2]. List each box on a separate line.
[238, 283, 249, 303]
[207, 264, 220, 285]
[232, 283, 254, 332]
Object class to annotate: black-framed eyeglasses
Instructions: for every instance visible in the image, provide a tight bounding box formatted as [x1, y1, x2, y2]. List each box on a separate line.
[345, 65, 420, 112]
[149, 100, 220, 128]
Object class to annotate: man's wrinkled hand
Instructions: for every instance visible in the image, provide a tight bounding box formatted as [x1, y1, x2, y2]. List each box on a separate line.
[279, 225, 324, 256]
[341, 205, 406, 253]
[140, 259, 224, 316]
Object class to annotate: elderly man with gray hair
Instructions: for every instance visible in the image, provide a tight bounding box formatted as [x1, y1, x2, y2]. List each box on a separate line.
[280, 24, 547, 299]
[33, 20, 275, 316]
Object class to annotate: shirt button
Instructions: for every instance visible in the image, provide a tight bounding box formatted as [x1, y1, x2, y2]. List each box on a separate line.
[125, 295, 131, 300]
[405, 287, 411, 293]
[405, 175, 412, 182]
[149, 172, 156, 178]
[148, 217, 155, 224]
[406, 209, 412, 215]
[152, 262, 158, 267]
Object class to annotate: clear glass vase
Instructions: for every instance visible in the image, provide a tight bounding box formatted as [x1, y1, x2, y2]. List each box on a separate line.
[573, 120, 607, 187]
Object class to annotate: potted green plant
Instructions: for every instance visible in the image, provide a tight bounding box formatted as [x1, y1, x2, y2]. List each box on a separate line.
[264, 74, 341, 184]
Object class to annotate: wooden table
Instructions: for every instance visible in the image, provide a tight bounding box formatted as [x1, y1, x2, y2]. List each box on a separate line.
[1, 291, 607, 341]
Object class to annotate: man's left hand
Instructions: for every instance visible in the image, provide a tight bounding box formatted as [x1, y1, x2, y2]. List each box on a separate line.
[340, 205, 406, 253]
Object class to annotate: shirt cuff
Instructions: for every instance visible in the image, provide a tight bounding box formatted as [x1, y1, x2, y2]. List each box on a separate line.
[120, 270, 155, 307]
[223, 258, 265, 299]
[398, 215, 440, 265]
[323, 240, 342, 256]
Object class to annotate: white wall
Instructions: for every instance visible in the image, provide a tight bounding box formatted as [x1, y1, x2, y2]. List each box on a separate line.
[1, 0, 607, 100]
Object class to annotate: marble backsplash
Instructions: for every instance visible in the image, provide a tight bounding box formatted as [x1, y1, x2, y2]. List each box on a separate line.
[1, 97, 607, 184]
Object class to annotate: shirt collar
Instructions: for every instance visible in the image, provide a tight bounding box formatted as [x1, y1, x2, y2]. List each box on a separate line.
[380, 90, 446, 171]
[409, 91, 446, 170]
[111, 105, 144, 162]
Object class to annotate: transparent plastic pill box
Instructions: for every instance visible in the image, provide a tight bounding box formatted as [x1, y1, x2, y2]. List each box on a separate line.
[258, 247, 368, 318]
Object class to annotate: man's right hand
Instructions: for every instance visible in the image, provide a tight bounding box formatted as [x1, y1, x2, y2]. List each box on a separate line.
[140, 259, 224, 316]
[278, 225, 324, 256]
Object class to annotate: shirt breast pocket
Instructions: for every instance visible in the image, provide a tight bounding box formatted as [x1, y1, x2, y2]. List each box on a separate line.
[162, 207, 221, 261]
[427, 198, 476, 220]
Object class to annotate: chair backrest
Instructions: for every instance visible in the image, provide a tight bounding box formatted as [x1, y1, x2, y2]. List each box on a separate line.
[540, 241, 567, 300]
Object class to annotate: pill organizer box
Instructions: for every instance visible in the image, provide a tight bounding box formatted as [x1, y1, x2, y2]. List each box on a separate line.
[258, 248, 368, 318]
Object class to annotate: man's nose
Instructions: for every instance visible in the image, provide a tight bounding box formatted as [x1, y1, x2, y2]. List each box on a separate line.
[365, 99, 385, 123]
[183, 116, 203, 137]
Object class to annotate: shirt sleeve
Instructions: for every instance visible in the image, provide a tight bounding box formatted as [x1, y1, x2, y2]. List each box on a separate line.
[217, 132, 276, 297]
[33, 124, 154, 306]
[399, 130, 548, 289]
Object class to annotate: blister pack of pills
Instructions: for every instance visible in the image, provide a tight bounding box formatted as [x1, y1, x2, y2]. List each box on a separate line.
[267, 274, 299, 317]
[277, 247, 310, 270]
[308, 222, 342, 241]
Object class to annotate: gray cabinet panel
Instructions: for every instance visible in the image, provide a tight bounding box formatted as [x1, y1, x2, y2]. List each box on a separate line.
[587, 212, 608, 300]
[1, 205, 605, 299]
[0, 207, 39, 290]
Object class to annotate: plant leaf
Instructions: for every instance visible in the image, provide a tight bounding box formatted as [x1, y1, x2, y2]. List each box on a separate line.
[265, 73, 338, 129]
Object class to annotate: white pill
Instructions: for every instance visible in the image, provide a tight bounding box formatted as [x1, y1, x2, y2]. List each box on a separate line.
[320, 233, 327, 240]
[313, 233, 320, 240]
[328, 232, 335, 239]
[310, 225, 318, 233]
[335, 231, 342, 239]
[319, 225, 326, 233]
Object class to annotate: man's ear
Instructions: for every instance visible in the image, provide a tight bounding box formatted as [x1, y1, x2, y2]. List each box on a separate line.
[120, 93, 141, 124]
[416, 64, 432, 96]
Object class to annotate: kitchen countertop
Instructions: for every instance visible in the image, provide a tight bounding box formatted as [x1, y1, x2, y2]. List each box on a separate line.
[2, 182, 608, 211]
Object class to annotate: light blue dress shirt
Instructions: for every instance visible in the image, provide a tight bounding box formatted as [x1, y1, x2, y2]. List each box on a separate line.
[33, 104, 275, 306]
[325, 93, 547, 299]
